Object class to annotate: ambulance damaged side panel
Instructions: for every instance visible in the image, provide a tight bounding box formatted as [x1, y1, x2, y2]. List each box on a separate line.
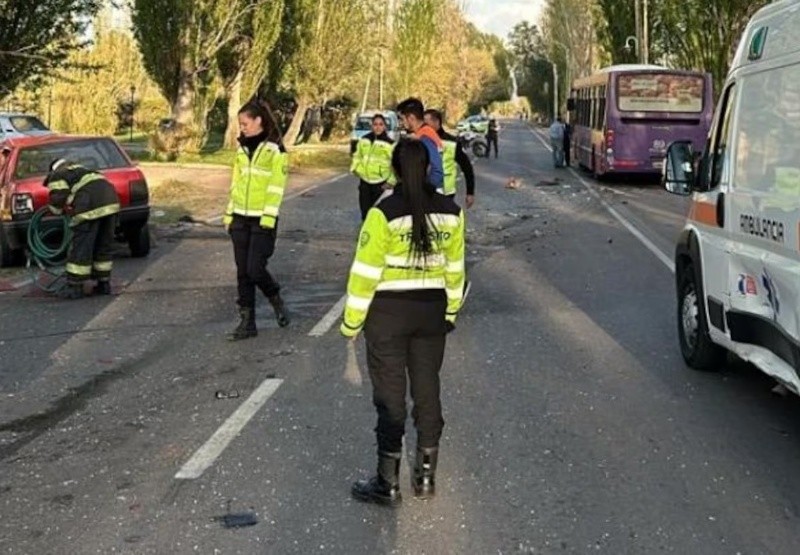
[725, 61, 800, 388]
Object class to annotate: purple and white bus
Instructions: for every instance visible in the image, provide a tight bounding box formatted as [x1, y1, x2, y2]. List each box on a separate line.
[568, 64, 713, 178]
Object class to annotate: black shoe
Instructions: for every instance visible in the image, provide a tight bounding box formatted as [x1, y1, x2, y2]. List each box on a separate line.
[58, 283, 85, 300]
[227, 307, 257, 341]
[412, 447, 438, 500]
[93, 280, 112, 296]
[268, 294, 290, 328]
[352, 452, 402, 507]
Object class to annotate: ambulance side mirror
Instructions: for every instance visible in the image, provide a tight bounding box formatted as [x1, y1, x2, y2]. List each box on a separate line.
[663, 141, 695, 196]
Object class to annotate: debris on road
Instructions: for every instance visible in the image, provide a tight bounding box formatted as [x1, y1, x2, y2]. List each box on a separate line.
[215, 390, 241, 400]
[506, 177, 522, 189]
[536, 178, 562, 186]
[213, 511, 258, 529]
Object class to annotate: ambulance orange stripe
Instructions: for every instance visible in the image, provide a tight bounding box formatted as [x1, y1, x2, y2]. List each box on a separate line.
[688, 199, 719, 227]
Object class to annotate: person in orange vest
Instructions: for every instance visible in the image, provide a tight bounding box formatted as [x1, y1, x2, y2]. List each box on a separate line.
[395, 98, 444, 191]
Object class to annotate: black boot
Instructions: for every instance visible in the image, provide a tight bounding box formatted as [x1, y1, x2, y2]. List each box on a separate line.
[351, 451, 402, 507]
[413, 447, 438, 499]
[268, 294, 290, 328]
[93, 280, 112, 296]
[227, 307, 257, 341]
[58, 282, 85, 300]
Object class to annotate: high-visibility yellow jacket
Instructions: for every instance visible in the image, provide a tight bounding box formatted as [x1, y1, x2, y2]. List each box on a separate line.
[223, 140, 288, 229]
[341, 189, 466, 337]
[45, 165, 120, 226]
[437, 129, 475, 197]
[350, 132, 395, 185]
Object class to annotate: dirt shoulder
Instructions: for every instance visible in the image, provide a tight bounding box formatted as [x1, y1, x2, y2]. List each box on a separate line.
[140, 165, 345, 224]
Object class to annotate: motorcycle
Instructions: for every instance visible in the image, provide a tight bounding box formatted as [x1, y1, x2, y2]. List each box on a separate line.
[458, 131, 488, 158]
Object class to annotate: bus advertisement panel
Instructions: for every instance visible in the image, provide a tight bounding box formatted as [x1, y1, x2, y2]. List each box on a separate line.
[570, 66, 713, 179]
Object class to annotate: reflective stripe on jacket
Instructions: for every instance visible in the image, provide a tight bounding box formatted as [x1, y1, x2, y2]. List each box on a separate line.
[223, 141, 288, 228]
[46, 165, 120, 226]
[341, 189, 466, 336]
[351, 133, 395, 185]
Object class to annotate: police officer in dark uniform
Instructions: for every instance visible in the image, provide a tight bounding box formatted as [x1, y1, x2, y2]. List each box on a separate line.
[45, 159, 120, 299]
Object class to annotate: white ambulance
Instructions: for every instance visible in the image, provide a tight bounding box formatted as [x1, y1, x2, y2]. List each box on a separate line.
[663, 0, 800, 393]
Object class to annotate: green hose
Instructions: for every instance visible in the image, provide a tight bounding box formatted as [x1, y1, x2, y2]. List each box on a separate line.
[26, 207, 72, 293]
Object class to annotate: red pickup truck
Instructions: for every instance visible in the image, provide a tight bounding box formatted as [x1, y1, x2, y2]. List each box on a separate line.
[0, 134, 151, 267]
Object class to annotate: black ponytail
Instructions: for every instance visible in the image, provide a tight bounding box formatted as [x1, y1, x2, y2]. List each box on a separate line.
[392, 139, 436, 260]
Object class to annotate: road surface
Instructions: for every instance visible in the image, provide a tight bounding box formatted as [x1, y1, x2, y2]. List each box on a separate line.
[2, 120, 800, 554]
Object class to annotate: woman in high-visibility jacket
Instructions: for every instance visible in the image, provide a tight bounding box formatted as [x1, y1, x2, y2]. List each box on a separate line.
[223, 100, 290, 340]
[350, 114, 395, 220]
[341, 139, 466, 506]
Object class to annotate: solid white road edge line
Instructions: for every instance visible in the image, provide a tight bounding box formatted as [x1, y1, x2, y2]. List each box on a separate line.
[528, 127, 675, 274]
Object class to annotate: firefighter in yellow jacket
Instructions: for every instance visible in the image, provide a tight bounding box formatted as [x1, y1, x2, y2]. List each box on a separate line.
[223, 100, 290, 340]
[341, 139, 466, 506]
[45, 160, 120, 299]
[350, 114, 395, 220]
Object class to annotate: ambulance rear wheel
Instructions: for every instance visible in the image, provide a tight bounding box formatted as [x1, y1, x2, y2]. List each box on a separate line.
[677, 262, 725, 371]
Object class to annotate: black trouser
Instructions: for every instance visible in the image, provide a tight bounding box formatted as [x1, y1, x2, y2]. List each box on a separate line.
[359, 180, 385, 220]
[364, 292, 448, 453]
[66, 216, 115, 283]
[487, 134, 499, 158]
[563, 138, 571, 166]
[230, 215, 280, 309]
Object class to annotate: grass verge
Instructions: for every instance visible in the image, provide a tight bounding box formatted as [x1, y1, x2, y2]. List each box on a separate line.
[148, 179, 229, 225]
[127, 145, 351, 173]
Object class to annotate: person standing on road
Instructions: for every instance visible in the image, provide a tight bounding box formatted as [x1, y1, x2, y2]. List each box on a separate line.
[423, 109, 476, 209]
[223, 100, 290, 341]
[351, 114, 395, 220]
[396, 97, 444, 191]
[44, 160, 120, 300]
[487, 118, 499, 159]
[562, 120, 572, 168]
[341, 139, 466, 507]
[549, 116, 566, 168]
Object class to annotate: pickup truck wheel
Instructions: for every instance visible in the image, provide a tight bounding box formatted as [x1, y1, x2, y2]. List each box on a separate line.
[0, 226, 23, 268]
[677, 262, 725, 371]
[126, 224, 151, 258]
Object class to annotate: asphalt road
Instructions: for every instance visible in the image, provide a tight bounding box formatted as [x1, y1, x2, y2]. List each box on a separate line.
[2, 121, 800, 554]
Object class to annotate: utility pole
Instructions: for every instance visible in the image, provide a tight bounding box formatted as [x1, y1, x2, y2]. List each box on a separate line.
[642, 0, 649, 65]
[553, 62, 559, 122]
[634, 0, 641, 63]
[360, 57, 375, 113]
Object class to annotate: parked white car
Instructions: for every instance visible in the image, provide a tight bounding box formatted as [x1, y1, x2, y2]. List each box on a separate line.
[0, 113, 52, 141]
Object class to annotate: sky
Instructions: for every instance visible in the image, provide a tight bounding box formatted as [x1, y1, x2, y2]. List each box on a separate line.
[464, 0, 545, 40]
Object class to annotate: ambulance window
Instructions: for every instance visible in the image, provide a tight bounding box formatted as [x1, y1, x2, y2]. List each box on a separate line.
[707, 84, 737, 188]
[736, 65, 800, 195]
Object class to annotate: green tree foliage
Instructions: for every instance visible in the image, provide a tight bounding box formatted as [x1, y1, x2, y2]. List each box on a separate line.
[388, 0, 509, 121]
[8, 11, 167, 136]
[507, 21, 553, 117]
[269, 0, 374, 146]
[217, 0, 285, 148]
[651, 0, 771, 94]
[0, 0, 102, 100]
[132, 0, 265, 146]
[594, 0, 637, 64]
[392, 0, 440, 99]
